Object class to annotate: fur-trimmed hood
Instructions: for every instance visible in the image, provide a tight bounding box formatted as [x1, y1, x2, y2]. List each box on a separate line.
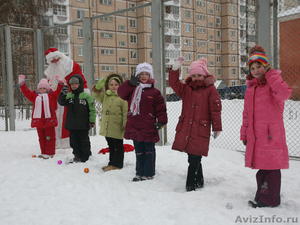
[184, 74, 217, 87]
[104, 73, 124, 91]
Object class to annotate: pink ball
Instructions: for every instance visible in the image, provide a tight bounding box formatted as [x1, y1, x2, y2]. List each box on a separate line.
[57, 160, 62, 165]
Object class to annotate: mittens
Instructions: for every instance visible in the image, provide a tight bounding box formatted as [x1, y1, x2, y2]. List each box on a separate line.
[96, 78, 106, 90]
[172, 56, 185, 71]
[264, 63, 272, 73]
[55, 75, 64, 85]
[19, 75, 25, 85]
[154, 122, 164, 130]
[129, 74, 139, 86]
[213, 131, 221, 139]
[61, 85, 69, 95]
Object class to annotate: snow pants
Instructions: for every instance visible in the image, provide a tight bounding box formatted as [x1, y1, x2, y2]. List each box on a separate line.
[69, 129, 91, 162]
[186, 154, 203, 191]
[37, 127, 56, 156]
[133, 140, 156, 177]
[255, 169, 281, 207]
[105, 137, 124, 168]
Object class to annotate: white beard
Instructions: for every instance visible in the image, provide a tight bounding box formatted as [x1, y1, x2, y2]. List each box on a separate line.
[45, 61, 66, 91]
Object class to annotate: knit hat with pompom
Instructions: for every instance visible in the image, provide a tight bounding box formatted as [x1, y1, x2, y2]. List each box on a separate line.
[188, 58, 210, 76]
[135, 62, 154, 79]
[247, 45, 268, 71]
[37, 79, 50, 92]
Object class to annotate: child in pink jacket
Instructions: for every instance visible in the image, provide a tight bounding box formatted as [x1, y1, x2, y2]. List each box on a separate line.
[19, 75, 64, 159]
[240, 45, 292, 208]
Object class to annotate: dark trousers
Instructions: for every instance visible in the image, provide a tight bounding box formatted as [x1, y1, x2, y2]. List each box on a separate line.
[37, 127, 56, 155]
[186, 154, 203, 191]
[69, 129, 91, 162]
[255, 169, 281, 207]
[133, 140, 156, 177]
[105, 137, 124, 168]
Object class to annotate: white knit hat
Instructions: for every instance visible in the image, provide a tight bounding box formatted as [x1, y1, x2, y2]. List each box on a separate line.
[135, 62, 154, 79]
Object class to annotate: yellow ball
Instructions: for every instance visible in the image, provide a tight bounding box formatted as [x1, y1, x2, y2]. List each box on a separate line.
[84, 168, 89, 173]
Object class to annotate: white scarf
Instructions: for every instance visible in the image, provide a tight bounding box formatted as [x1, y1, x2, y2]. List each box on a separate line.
[130, 83, 152, 116]
[33, 94, 51, 119]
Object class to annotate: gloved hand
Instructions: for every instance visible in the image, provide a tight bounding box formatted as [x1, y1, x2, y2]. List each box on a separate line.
[55, 75, 64, 84]
[129, 74, 139, 86]
[172, 56, 185, 71]
[19, 75, 25, 85]
[264, 63, 272, 73]
[96, 78, 106, 90]
[242, 140, 247, 146]
[154, 122, 164, 130]
[61, 85, 69, 95]
[89, 123, 94, 129]
[213, 131, 221, 139]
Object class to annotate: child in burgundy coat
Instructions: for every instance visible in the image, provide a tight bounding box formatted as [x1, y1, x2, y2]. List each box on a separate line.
[19, 75, 63, 159]
[118, 63, 168, 181]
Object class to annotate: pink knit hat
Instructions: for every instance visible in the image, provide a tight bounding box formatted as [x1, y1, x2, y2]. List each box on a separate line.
[188, 58, 210, 76]
[37, 79, 50, 92]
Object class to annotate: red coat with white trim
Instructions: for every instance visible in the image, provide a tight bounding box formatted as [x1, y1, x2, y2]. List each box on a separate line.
[20, 83, 63, 128]
[169, 68, 222, 156]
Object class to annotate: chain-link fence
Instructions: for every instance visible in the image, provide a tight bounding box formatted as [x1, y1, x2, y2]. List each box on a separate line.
[1, 0, 299, 158]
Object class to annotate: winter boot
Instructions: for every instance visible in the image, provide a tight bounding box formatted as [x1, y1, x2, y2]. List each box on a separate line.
[132, 175, 146, 182]
[38, 154, 53, 159]
[195, 162, 204, 189]
[73, 154, 80, 162]
[186, 166, 197, 192]
[248, 200, 272, 208]
[102, 165, 110, 171]
[104, 166, 121, 172]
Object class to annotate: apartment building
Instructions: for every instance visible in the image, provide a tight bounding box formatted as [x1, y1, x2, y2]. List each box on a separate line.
[47, 0, 299, 86]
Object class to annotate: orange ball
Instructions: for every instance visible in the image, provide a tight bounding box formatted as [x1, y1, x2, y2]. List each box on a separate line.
[84, 168, 89, 173]
[32, 155, 36, 158]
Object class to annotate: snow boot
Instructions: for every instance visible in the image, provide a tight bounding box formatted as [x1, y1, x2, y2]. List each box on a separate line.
[132, 175, 146, 182]
[248, 200, 272, 208]
[195, 162, 204, 189]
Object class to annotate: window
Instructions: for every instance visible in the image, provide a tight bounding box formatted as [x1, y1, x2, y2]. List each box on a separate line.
[217, 56, 221, 63]
[121, 73, 127, 78]
[232, 56, 236, 63]
[231, 30, 236, 37]
[231, 5, 235, 12]
[231, 17, 236, 25]
[53, 5, 66, 16]
[208, 9, 213, 14]
[248, 23, 255, 29]
[185, 0, 191, 4]
[209, 22, 213, 27]
[231, 80, 236, 86]
[131, 67, 136, 75]
[197, 54, 206, 59]
[100, 16, 113, 22]
[77, 0, 84, 2]
[149, 19, 152, 28]
[165, 6, 179, 15]
[232, 43, 236, 51]
[186, 53, 192, 61]
[209, 61, 214, 66]
[185, 39, 192, 47]
[77, 10, 85, 19]
[197, 27, 206, 33]
[217, 43, 221, 50]
[131, 51, 137, 59]
[165, 20, 180, 29]
[101, 32, 113, 39]
[197, 14, 205, 20]
[217, 30, 221, 37]
[101, 66, 114, 71]
[209, 35, 214, 40]
[130, 19, 137, 28]
[119, 57, 126, 63]
[58, 43, 68, 54]
[150, 51, 152, 59]
[232, 69, 236, 76]
[118, 25, 125, 31]
[165, 35, 180, 44]
[165, 50, 180, 59]
[78, 28, 83, 38]
[129, 3, 136, 12]
[57, 27, 67, 35]
[216, 4, 221, 12]
[185, 10, 191, 19]
[217, 69, 221, 76]
[99, 0, 112, 5]
[197, 41, 206, 47]
[197, 1, 205, 7]
[101, 49, 114, 55]
[78, 46, 83, 56]
[130, 35, 137, 44]
[209, 48, 214, 53]
[186, 24, 191, 33]
[216, 17, 221, 26]
[119, 41, 126, 47]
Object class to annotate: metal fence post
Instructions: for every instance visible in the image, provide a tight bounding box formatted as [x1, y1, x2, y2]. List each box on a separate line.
[5, 26, 15, 131]
[36, 29, 44, 81]
[257, 0, 271, 58]
[152, 0, 166, 146]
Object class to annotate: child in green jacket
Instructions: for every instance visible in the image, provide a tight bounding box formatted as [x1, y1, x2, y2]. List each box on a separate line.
[92, 73, 128, 171]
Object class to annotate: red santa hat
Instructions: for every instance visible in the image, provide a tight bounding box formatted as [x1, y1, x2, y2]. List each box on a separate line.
[45, 48, 64, 62]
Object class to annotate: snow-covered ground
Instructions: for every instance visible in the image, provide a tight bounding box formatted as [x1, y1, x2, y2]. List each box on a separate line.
[0, 129, 300, 225]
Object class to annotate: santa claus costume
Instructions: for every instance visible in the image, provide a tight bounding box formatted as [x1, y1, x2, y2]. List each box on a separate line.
[44, 47, 90, 149]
